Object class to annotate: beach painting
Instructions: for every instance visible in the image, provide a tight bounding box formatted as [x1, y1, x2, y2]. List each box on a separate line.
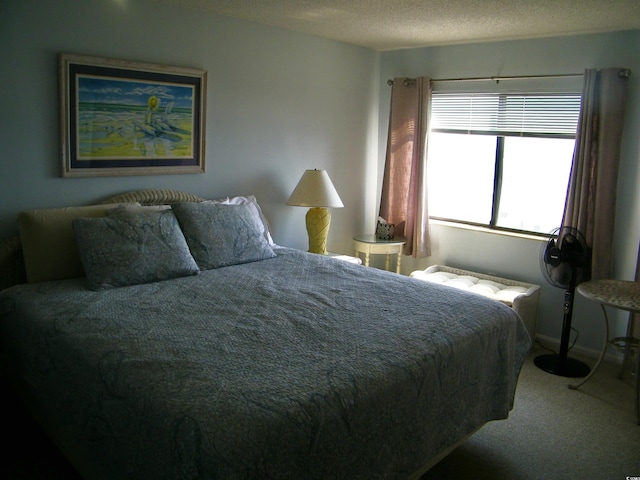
[60, 54, 206, 177]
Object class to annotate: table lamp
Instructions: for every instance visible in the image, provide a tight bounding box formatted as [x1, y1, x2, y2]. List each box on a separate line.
[286, 169, 344, 254]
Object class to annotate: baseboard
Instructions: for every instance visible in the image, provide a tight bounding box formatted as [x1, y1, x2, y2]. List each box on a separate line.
[533, 334, 624, 365]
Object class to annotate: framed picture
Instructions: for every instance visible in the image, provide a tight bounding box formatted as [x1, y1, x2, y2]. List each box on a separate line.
[60, 53, 206, 177]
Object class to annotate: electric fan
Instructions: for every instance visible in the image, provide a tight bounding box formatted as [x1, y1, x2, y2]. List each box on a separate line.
[534, 226, 592, 377]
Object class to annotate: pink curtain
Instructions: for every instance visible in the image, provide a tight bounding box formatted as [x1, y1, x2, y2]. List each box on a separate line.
[379, 77, 431, 258]
[562, 68, 631, 280]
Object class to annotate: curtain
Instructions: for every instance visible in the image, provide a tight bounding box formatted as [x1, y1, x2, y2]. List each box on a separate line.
[631, 241, 640, 342]
[562, 68, 631, 280]
[379, 77, 431, 258]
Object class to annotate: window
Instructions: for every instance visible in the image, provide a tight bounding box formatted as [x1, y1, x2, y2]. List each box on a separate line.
[427, 91, 581, 235]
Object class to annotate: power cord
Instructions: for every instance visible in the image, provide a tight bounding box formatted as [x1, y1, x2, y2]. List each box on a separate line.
[535, 326, 580, 355]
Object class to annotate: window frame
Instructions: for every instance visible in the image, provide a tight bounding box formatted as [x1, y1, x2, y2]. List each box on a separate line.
[427, 90, 581, 237]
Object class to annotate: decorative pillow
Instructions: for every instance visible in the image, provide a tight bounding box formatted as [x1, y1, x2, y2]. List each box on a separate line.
[72, 210, 199, 290]
[18, 202, 140, 283]
[172, 202, 276, 270]
[205, 195, 274, 245]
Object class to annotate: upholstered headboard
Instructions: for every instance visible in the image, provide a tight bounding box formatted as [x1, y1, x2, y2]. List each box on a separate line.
[0, 189, 206, 291]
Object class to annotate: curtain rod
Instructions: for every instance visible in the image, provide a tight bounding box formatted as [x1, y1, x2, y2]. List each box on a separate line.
[387, 73, 583, 86]
[387, 69, 631, 86]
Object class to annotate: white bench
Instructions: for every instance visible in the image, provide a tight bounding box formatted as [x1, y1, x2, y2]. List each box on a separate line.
[410, 265, 540, 339]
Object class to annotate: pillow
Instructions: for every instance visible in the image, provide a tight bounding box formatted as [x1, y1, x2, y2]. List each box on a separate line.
[172, 202, 276, 270]
[205, 195, 274, 245]
[18, 203, 140, 283]
[72, 209, 199, 290]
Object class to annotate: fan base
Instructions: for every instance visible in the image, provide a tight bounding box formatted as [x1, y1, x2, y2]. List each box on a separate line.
[534, 353, 591, 378]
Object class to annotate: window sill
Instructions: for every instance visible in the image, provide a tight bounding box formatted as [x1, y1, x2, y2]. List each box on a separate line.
[429, 219, 548, 242]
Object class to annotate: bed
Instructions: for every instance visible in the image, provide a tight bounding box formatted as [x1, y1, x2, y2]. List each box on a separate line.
[0, 189, 531, 480]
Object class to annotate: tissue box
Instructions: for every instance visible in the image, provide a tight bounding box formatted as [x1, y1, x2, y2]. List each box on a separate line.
[376, 221, 395, 240]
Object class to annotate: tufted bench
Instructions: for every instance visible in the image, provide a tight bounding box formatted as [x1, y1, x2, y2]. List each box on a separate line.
[410, 265, 540, 339]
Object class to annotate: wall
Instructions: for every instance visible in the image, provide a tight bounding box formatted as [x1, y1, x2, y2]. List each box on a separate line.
[380, 30, 640, 354]
[0, 0, 379, 255]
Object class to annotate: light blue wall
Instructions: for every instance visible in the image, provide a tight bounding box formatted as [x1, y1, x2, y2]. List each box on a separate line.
[380, 30, 640, 353]
[0, 0, 379, 254]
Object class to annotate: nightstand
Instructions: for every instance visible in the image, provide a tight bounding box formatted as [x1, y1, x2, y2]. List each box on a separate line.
[353, 234, 405, 273]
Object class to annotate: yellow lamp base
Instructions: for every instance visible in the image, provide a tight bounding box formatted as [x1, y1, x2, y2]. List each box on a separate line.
[306, 207, 331, 254]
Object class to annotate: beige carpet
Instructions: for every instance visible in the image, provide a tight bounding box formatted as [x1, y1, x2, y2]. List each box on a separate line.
[421, 345, 640, 480]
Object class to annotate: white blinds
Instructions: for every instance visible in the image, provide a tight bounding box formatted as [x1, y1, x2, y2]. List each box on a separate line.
[430, 93, 582, 138]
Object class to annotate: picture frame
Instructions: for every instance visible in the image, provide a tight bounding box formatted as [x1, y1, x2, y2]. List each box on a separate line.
[60, 53, 206, 177]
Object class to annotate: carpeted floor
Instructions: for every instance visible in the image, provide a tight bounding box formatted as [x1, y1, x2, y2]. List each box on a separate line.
[421, 344, 640, 480]
[1, 345, 638, 479]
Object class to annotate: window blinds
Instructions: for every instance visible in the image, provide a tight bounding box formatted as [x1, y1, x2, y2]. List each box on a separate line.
[430, 93, 582, 138]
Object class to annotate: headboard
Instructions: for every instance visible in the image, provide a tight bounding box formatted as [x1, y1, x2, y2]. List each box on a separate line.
[96, 188, 204, 206]
[0, 189, 206, 291]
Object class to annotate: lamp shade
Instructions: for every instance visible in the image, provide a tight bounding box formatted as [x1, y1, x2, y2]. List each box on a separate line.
[286, 169, 344, 208]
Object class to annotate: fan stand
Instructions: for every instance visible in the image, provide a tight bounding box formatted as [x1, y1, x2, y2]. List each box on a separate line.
[534, 285, 591, 378]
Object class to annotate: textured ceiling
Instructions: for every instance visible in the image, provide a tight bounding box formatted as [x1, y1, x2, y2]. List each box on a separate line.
[154, 0, 640, 50]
